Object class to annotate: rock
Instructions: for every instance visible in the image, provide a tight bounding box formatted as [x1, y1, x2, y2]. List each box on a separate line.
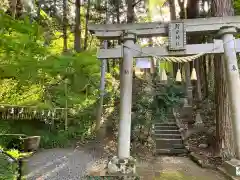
[147, 136, 153, 143]
[88, 169, 107, 176]
[183, 98, 188, 106]
[185, 146, 190, 150]
[107, 160, 119, 174]
[179, 128, 184, 132]
[198, 144, 208, 148]
[111, 156, 119, 164]
[107, 156, 137, 175]
[194, 112, 204, 127]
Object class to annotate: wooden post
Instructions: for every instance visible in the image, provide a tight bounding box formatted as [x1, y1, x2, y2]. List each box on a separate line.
[96, 0, 109, 132]
[118, 32, 135, 159]
[185, 63, 193, 105]
[64, 79, 68, 130]
[96, 42, 107, 131]
[219, 26, 240, 159]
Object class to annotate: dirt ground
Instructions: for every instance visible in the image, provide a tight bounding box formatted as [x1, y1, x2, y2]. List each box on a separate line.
[137, 156, 226, 180]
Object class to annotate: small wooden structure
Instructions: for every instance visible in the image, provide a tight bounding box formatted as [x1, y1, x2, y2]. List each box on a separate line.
[0, 104, 66, 124]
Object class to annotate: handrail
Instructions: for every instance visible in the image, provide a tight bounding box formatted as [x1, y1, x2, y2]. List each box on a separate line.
[0, 134, 27, 137]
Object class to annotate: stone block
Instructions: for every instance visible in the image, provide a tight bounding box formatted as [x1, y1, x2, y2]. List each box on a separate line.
[224, 159, 240, 176]
[179, 106, 194, 124]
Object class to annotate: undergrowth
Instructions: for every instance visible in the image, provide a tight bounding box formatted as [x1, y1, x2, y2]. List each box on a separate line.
[0, 11, 119, 150]
[0, 146, 30, 180]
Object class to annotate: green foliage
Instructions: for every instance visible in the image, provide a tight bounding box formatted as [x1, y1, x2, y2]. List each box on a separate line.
[0, 3, 119, 179]
[131, 75, 184, 143]
[0, 11, 116, 151]
[0, 146, 30, 180]
[0, 11, 100, 107]
[132, 82, 154, 128]
[234, 0, 240, 15]
[0, 153, 18, 180]
[152, 78, 185, 121]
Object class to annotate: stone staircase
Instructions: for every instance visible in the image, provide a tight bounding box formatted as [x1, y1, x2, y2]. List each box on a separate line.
[154, 114, 188, 155]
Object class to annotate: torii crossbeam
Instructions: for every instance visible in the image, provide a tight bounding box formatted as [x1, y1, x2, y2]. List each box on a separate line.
[97, 39, 240, 59]
[89, 16, 240, 39]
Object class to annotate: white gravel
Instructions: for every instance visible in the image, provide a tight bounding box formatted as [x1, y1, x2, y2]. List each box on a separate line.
[25, 147, 106, 180]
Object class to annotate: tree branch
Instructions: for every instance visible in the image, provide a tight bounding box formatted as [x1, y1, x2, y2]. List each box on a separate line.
[132, 0, 142, 7]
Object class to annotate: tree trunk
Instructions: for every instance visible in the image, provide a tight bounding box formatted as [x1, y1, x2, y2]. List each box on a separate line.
[185, 0, 199, 105]
[200, 57, 208, 98]
[169, 0, 178, 77]
[178, 0, 186, 18]
[9, 0, 18, 18]
[195, 57, 202, 101]
[116, 0, 120, 24]
[126, 0, 134, 23]
[212, 0, 235, 160]
[214, 55, 235, 159]
[208, 54, 215, 95]
[83, 0, 90, 50]
[62, 0, 68, 52]
[74, 0, 81, 52]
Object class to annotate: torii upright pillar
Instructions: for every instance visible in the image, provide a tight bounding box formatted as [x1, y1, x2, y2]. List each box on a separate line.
[118, 32, 135, 159]
[219, 26, 240, 159]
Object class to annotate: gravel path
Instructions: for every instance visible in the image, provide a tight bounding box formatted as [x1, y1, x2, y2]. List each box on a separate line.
[25, 147, 106, 180]
[26, 149, 227, 180]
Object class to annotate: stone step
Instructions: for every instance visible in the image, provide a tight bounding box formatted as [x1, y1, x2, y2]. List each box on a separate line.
[155, 119, 175, 123]
[156, 143, 185, 149]
[155, 121, 176, 125]
[155, 122, 176, 126]
[154, 126, 178, 130]
[156, 138, 183, 144]
[156, 139, 183, 149]
[155, 114, 175, 118]
[172, 144, 186, 149]
[154, 130, 179, 134]
[156, 148, 188, 155]
[165, 112, 174, 115]
[154, 134, 182, 139]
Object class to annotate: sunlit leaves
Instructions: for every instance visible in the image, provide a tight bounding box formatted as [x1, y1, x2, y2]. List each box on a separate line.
[0, 79, 43, 105]
[234, 0, 240, 15]
[0, 12, 100, 108]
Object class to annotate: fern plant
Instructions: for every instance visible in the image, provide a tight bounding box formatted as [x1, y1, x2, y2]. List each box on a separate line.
[152, 77, 185, 122]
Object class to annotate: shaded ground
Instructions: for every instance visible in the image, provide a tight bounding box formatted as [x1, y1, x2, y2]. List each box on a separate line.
[25, 147, 104, 180]
[24, 123, 111, 180]
[137, 156, 226, 180]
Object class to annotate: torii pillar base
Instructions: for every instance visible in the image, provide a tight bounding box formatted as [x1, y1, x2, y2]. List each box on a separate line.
[107, 156, 138, 179]
[219, 159, 240, 177]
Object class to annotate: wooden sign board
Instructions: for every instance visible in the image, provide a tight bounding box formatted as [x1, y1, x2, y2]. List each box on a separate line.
[135, 58, 151, 68]
[168, 21, 186, 51]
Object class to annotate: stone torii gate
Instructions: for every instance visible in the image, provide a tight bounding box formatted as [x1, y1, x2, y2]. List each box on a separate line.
[89, 16, 240, 176]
